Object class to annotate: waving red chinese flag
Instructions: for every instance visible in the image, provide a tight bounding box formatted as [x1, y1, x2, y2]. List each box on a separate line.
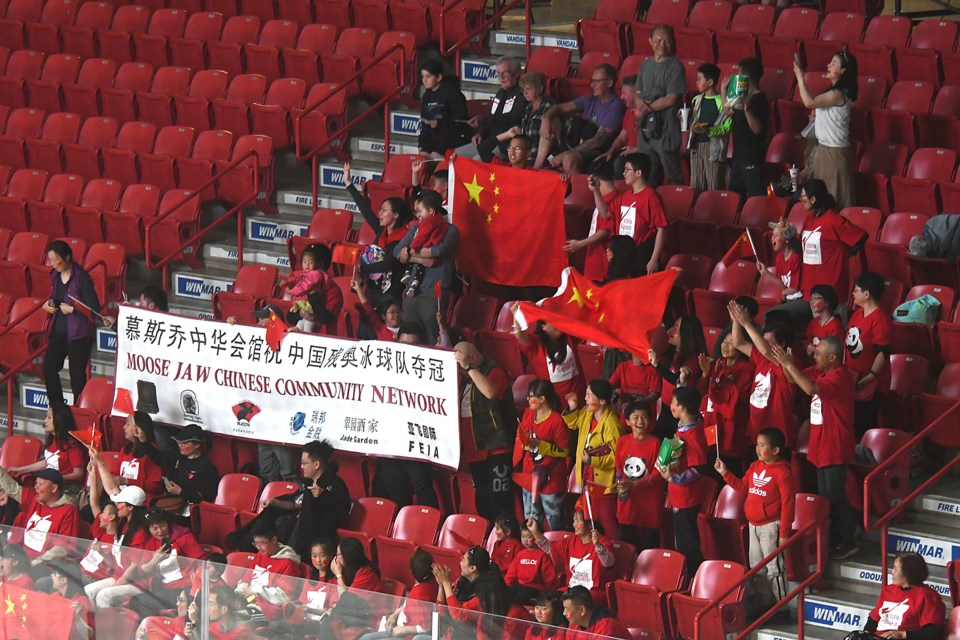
[517, 268, 679, 360]
[265, 309, 288, 352]
[721, 231, 756, 266]
[449, 156, 567, 287]
[0, 585, 73, 640]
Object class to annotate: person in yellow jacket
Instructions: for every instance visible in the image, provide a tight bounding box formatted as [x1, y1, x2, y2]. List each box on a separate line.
[563, 379, 625, 540]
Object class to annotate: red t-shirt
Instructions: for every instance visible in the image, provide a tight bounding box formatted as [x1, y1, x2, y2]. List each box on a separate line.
[5, 573, 34, 590]
[845, 306, 892, 394]
[807, 315, 846, 351]
[138, 616, 186, 640]
[614, 433, 664, 528]
[361, 301, 398, 342]
[519, 339, 584, 402]
[460, 366, 512, 463]
[349, 565, 383, 594]
[550, 534, 615, 603]
[798, 209, 866, 297]
[80, 518, 117, 581]
[623, 109, 638, 148]
[609, 361, 661, 398]
[117, 449, 165, 503]
[613, 188, 668, 246]
[659, 354, 702, 410]
[504, 546, 559, 591]
[584, 192, 618, 283]
[722, 459, 796, 539]
[400, 580, 440, 629]
[774, 250, 801, 291]
[804, 364, 856, 468]
[666, 423, 709, 509]
[747, 349, 797, 446]
[140, 527, 206, 590]
[44, 439, 86, 482]
[513, 409, 569, 496]
[13, 488, 80, 559]
[869, 583, 946, 632]
[242, 552, 302, 621]
[702, 359, 755, 456]
[492, 538, 522, 575]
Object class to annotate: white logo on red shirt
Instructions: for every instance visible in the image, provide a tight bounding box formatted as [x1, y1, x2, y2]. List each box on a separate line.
[877, 599, 910, 631]
[752, 470, 771, 488]
[846, 326, 864, 357]
[623, 456, 647, 480]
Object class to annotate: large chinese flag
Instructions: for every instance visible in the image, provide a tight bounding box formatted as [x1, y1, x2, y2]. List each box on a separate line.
[0, 585, 73, 640]
[449, 156, 568, 287]
[517, 268, 679, 359]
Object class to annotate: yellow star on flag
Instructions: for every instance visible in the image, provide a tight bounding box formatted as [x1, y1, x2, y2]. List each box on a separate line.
[4, 597, 13, 615]
[493, 204, 499, 214]
[586, 289, 594, 299]
[486, 214, 492, 223]
[489, 173, 496, 183]
[599, 313, 606, 323]
[463, 174, 484, 204]
[568, 286, 586, 309]
[494, 186, 500, 196]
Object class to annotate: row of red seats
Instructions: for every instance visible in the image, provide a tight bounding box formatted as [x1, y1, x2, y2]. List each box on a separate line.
[0, 168, 201, 261]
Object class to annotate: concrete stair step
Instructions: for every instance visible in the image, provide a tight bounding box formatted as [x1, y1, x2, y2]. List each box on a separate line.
[831, 548, 951, 602]
[756, 623, 850, 640]
[802, 589, 876, 633]
[887, 522, 960, 567]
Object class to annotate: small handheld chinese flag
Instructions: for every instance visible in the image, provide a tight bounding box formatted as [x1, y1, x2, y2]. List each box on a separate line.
[70, 421, 102, 449]
[721, 232, 755, 266]
[434, 281, 442, 312]
[265, 309, 288, 352]
[704, 424, 718, 447]
[68, 295, 100, 322]
[113, 387, 134, 416]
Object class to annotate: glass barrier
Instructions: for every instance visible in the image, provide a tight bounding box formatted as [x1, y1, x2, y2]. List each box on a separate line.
[0, 524, 628, 640]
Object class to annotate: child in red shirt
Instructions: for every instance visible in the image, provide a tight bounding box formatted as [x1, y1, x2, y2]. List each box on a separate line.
[806, 284, 845, 358]
[757, 221, 802, 301]
[564, 163, 618, 283]
[402, 205, 449, 296]
[491, 514, 523, 575]
[353, 276, 402, 341]
[505, 525, 559, 604]
[717, 428, 797, 613]
[613, 401, 664, 551]
[846, 272, 892, 438]
[609, 354, 661, 405]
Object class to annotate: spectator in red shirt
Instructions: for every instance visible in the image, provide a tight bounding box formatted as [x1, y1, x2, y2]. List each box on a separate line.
[454, 341, 518, 522]
[614, 401, 664, 550]
[49, 562, 94, 640]
[806, 285, 845, 358]
[0, 543, 35, 590]
[7, 403, 86, 486]
[0, 466, 79, 564]
[331, 537, 383, 597]
[360, 548, 438, 640]
[609, 354, 661, 408]
[491, 514, 523, 575]
[235, 520, 303, 621]
[505, 524, 559, 604]
[354, 277, 402, 341]
[649, 314, 708, 438]
[563, 161, 619, 283]
[846, 272, 892, 438]
[771, 336, 858, 559]
[93, 411, 164, 505]
[716, 428, 797, 621]
[512, 309, 585, 402]
[562, 585, 630, 640]
[513, 379, 569, 533]
[185, 585, 255, 640]
[434, 566, 532, 640]
[597, 75, 639, 176]
[594, 152, 668, 275]
[864, 553, 946, 640]
[526, 591, 567, 640]
[697, 330, 755, 473]
[757, 221, 803, 302]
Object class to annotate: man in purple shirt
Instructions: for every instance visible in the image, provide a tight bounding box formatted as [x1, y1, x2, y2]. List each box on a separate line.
[535, 64, 626, 174]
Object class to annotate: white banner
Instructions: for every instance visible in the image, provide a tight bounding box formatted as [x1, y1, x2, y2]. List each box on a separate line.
[112, 307, 461, 469]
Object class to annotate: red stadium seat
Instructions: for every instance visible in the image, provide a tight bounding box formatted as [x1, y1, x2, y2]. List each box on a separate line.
[146, 188, 202, 265]
[758, 7, 820, 70]
[27, 54, 81, 115]
[870, 80, 935, 152]
[62, 2, 114, 59]
[136, 65, 192, 129]
[362, 30, 418, 104]
[577, 0, 639, 55]
[62, 115, 118, 183]
[101, 121, 157, 187]
[389, 0, 434, 50]
[675, 190, 740, 259]
[170, 12, 225, 72]
[854, 142, 908, 213]
[839, 206, 882, 242]
[337, 496, 397, 559]
[245, 19, 299, 83]
[527, 47, 573, 82]
[196, 502, 240, 549]
[645, 0, 690, 26]
[0, 170, 47, 234]
[0, 49, 44, 108]
[138, 125, 196, 192]
[84, 242, 127, 304]
[759, 67, 795, 103]
[917, 84, 960, 152]
[321, 27, 377, 97]
[865, 212, 928, 284]
[784, 493, 829, 581]
[0, 107, 44, 172]
[97, 5, 151, 64]
[314, 0, 352, 33]
[174, 69, 229, 132]
[657, 184, 696, 222]
[906, 255, 958, 289]
[664, 253, 713, 291]
[889, 147, 956, 215]
[697, 484, 748, 565]
[95, 608, 140, 640]
[214, 472, 263, 511]
[690, 260, 758, 326]
[556, 51, 622, 101]
[212, 264, 279, 322]
[715, 4, 774, 63]
[802, 12, 864, 72]
[64, 178, 120, 245]
[0, 297, 49, 373]
[177, 129, 234, 199]
[910, 18, 958, 52]
[432, 513, 490, 553]
[850, 428, 912, 515]
[133, 8, 188, 70]
[474, 330, 525, 379]
[30, 0, 77, 53]
[449, 292, 499, 331]
[103, 183, 162, 256]
[212, 73, 268, 137]
[852, 77, 890, 144]
[0, 434, 42, 470]
[27, 172, 82, 238]
[208, 15, 262, 77]
[62, 58, 116, 120]
[278, 0, 313, 24]
[292, 82, 347, 158]
[0, 0, 42, 51]
[669, 560, 747, 640]
[610, 549, 686, 637]
[282, 23, 339, 84]
[848, 17, 910, 85]
[100, 62, 153, 124]
[882, 353, 929, 430]
[215, 133, 275, 209]
[375, 505, 441, 586]
[250, 78, 307, 149]
[0, 231, 49, 298]
[25, 111, 81, 176]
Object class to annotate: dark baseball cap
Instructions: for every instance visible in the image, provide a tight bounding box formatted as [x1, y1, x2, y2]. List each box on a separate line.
[35, 468, 64, 486]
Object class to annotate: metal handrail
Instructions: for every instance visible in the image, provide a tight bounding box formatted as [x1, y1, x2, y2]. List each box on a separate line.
[143, 149, 261, 292]
[694, 520, 826, 640]
[439, 0, 532, 68]
[862, 399, 960, 584]
[293, 43, 407, 213]
[0, 299, 52, 437]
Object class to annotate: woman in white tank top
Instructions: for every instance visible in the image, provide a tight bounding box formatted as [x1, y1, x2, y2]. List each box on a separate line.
[793, 51, 858, 209]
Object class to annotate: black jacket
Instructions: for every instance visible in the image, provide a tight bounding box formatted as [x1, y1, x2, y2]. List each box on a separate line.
[419, 79, 469, 154]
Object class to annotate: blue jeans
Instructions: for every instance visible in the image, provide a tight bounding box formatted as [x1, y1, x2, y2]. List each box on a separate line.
[522, 488, 565, 532]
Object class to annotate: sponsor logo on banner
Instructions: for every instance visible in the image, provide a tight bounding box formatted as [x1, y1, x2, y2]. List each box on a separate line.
[461, 60, 500, 84]
[181, 390, 202, 423]
[839, 564, 952, 598]
[281, 194, 360, 212]
[390, 112, 422, 136]
[887, 532, 960, 566]
[356, 139, 418, 155]
[804, 601, 866, 631]
[248, 219, 309, 245]
[174, 274, 233, 300]
[319, 166, 381, 189]
[98, 329, 117, 353]
[112, 307, 461, 468]
[540, 35, 578, 49]
[22, 385, 74, 411]
[494, 32, 540, 46]
[921, 496, 960, 517]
